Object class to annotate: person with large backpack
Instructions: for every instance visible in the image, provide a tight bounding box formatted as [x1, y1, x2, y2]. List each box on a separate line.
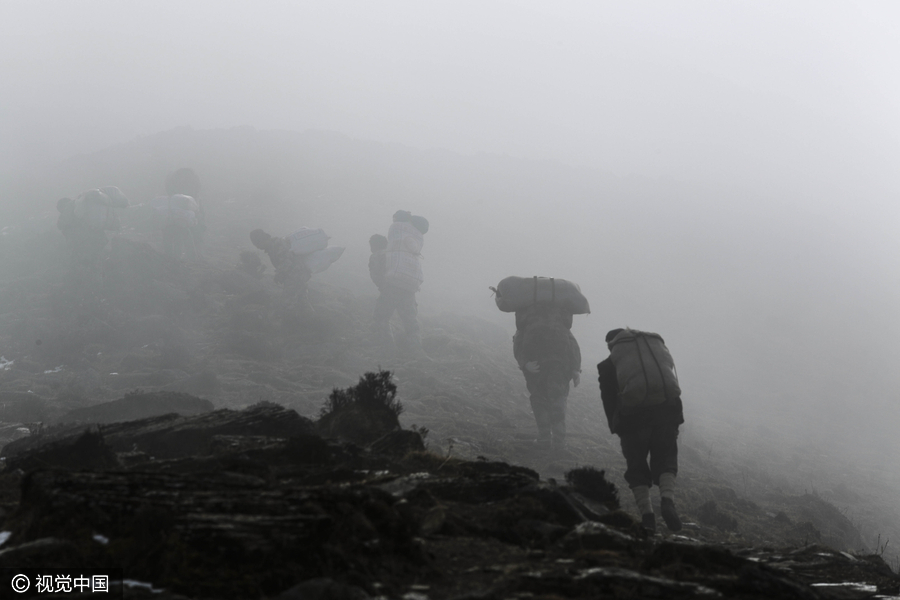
[368, 234, 388, 290]
[249, 227, 344, 316]
[165, 167, 205, 248]
[493, 276, 588, 450]
[372, 210, 428, 357]
[250, 228, 315, 315]
[148, 167, 203, 260]
[56, 186, 129, 271]
[598, 328, 685, 533]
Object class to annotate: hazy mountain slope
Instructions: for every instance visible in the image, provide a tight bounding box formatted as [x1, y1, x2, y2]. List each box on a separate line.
[0, 127, 897, 569]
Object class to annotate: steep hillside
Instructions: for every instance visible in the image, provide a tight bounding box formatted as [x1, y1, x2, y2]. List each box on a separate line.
[0, 127, 897, 573]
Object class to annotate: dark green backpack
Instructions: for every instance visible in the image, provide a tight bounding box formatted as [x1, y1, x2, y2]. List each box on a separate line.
[609, 329, 680, 409]
[520, 307, 574, 370]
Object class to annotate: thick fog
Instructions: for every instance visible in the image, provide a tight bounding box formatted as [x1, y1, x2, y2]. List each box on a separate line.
[2, 2, 899, 489]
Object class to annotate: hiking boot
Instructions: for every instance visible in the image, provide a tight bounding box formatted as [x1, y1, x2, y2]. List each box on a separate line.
[641, 512, 656, 533]
[661, 497, 682, 532]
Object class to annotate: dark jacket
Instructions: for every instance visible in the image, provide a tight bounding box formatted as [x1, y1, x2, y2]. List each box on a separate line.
[513, 304, 581, 378]
[598, 357, 684, 435]
[266, 238, 311, 285]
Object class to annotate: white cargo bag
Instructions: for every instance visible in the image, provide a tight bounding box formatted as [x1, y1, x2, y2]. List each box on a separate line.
[384, 250, 424, 292]
[288, 227, 329, 255]
[387, 221, 423, 254]
[305, 245, 345, 274]
[72, 190, 118, 231]
[98, 186, 129, 207]
[167, 194, 199, 228]
[384, 221, 424, 291]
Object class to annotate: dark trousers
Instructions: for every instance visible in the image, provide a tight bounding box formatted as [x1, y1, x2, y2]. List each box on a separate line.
[523, 368, 569, 442]
[373, 285, 419, 347]
[280, 267, 313, 315]
[163, 225, 197, 260]
[619, 422, 679, 488]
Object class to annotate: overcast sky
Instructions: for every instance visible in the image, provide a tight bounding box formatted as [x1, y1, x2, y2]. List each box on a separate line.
[2, 1, 899, 203]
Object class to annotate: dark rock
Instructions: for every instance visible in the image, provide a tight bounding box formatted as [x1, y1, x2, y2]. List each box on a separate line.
[417, 505, 446, 536]
[788, 521, 823, 545]
[0, 537, 86, 569]
[421, 473, 538, 505]
[282, 433, 345, 465]
[595, 509, 641, 531]
[8, 468, 424, 599]
[59, 390, 215, 424]
[0, 422, 34, 446]
[369, 430, 425, 456]
[5, 428, 118, 472]
[504, 566, 721, 599]
[564, 466, 620, 511]
[274, 578, 370, 600]
[512, 518, 570, 544]
[645, 542, 748, 575]
[560, 521, 635, 552]
[4, 402, 314, 462]
[456, 460, 539, 481]
[734, 564, 821, 600]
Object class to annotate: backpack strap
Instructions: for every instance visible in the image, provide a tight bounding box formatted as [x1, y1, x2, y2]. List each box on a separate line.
[635, 332, 673, 402]
[631, 332, 652, 404]
[645, 333, 670, 401]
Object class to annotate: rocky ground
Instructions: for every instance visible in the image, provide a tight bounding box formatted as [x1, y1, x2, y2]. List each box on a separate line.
[0, 197, 897, 598]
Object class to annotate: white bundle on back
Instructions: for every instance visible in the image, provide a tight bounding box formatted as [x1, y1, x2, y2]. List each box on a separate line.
[167, 194, 199, 228]
[384, 221, 424, 291]
[72, 189, 119, 230]
[287, 228, 329, 255]
[305, 246, 345, 274]
[98, 186, 129, 207]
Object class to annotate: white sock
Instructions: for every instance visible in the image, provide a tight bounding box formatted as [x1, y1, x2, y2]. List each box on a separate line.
[659, 472, 676, 501]
[632, 485, 652, 515]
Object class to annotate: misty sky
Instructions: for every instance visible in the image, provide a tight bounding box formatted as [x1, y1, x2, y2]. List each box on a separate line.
[2, 1, 899, 205]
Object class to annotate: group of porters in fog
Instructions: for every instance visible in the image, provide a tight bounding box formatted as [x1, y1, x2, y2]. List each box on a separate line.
[54, 169, 683, 533]
[493, 275, 684, 533]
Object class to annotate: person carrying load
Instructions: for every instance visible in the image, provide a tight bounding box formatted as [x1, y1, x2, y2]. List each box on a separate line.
[372, 210, 429, 358]
[249, 227, 344, 316]
[56, 186, 129, 271]
[598, 327, 684, 533]
[492, 275, 588, 450]
[146, 168, 203, 260]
